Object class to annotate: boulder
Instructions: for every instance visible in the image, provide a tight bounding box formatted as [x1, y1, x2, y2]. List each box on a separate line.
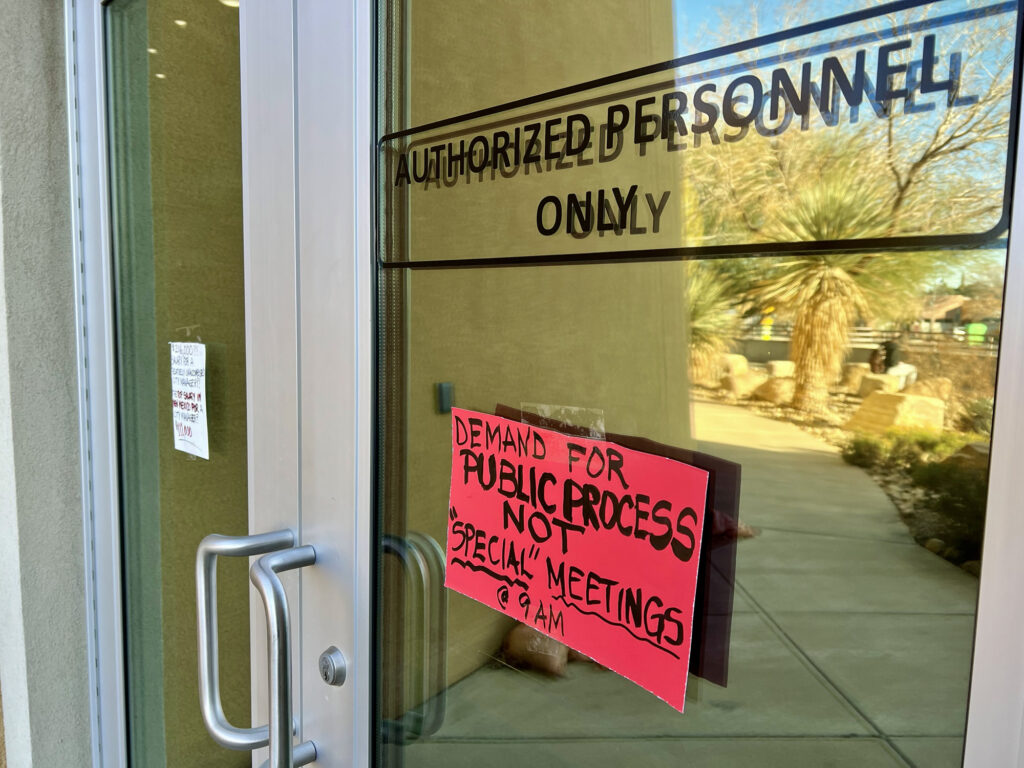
[906, 377, 954, 402]
[721, 353, 749, 376]
[845, 392, 945, 434]
[924, 538, 946, 554]
[721, 371, 768, 398]
[841, 362, 871, 394]
[752, 376, 795, 405]
[502, 623, 568, 676]
[857, 373, 901, 398]
[943, 442, 990, 472]
[766, 360, 796, 378]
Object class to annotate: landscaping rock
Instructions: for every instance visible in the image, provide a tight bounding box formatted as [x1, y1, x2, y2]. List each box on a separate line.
[924, 537, 946, 554]
[752, 376, 796, 405]
[721, 353, 749, 376]
[943, 442, 990, 471]
[766, 360, 796, 378]
[857, 373, 901, 398]
[841, 363, 871, 393]
[721, 371, 769, 399]
[961, 560, 981, 577]
[906, 376, 954, 401]
[502, 623, 568, 676]
[844, 392, 945, 433]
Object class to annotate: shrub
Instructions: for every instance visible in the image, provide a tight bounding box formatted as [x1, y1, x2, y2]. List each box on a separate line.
[960, 397, 994, 436]
[881, 428, 986, 470]
[687, 262, 741, 385]
[911, 460, 989, 559]
[841, 434, 887, 467]
[882, 430, 928, 470]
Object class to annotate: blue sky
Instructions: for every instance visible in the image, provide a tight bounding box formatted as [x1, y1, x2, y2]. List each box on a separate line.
[671, 0, 923, 56]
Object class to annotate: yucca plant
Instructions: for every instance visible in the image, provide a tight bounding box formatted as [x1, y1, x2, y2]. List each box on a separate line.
[752, 180, 888, 412]
[686, 262, 742, 385]
[685, 8, 1012, 414]
[754, 256, 869, 412]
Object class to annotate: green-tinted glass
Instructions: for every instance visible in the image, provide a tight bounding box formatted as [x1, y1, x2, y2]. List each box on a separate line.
[106, 1, 249, 765]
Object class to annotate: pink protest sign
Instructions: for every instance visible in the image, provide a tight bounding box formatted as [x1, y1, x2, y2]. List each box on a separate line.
[445, 408, 710, 711]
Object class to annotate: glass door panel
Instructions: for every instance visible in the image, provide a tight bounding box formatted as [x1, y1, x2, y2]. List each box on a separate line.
[106, 1, 248, 765]
[375, 1, 1019, 766]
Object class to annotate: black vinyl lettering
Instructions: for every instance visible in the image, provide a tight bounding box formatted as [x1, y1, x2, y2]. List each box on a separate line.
[411, 149, 430, 183]
[646, 191, 670, 234]
[544, 118, 563, 160]
[567, 192, 593, 234]
[605, 103, 630, 149]
[537, 195, 561, 236]
[770, 62, 812, 119]
[723, 75, 763, 128]
[820, 51, 865, 111]
[523, 122, 542, 162]
[692, 84, 719, 134]
[660, 91, 688, 140]
[634, 96, 658, 143]
[492, 130, 512, 170]
[394, 153, 410, 186]
[876, 40, 912, 102]
[564, 113, 591, 155]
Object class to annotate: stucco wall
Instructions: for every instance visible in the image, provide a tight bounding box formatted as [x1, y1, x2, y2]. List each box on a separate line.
[0, 3, 93, 767]
[390, 0, 689, 694]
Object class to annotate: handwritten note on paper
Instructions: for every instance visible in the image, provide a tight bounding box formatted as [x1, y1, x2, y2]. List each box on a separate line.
[445, 408, 709, 711]
[170, 342, 209, 460]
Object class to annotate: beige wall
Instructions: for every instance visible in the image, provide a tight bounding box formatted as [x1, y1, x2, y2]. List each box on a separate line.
[0, 2, 94, 767]
[147, 3, 250, 765]
[390, 0, 691, 688]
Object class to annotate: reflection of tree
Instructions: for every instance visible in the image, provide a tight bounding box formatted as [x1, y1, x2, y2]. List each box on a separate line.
[687, 262, 742, 384]
[685, 6, 1013, 412]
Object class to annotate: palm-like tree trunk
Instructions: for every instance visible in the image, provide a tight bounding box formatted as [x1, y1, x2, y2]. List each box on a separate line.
[789, 284, 856, 414]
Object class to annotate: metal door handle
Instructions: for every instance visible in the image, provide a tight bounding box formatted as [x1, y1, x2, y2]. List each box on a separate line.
[406, 532, 447, 737]
[250, 546, 318, 768]
[196, 530, 294, 750]
[382, 532, 448, 743]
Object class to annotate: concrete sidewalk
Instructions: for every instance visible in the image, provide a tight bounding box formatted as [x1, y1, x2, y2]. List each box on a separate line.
[407, 401, 979, 768]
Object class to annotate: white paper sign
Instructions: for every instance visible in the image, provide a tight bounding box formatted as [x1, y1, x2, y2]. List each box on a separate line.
[170, 342, 209, 460]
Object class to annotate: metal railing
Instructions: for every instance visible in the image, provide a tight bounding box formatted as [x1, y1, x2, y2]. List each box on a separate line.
[738, 325, 1000, 351]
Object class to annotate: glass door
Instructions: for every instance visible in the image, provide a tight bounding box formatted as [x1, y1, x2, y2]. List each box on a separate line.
[105, 2, 370, 766]
[103, 1, 1024, 767]
[105, 1, 250, 765]
[369, 1, 1024, 767]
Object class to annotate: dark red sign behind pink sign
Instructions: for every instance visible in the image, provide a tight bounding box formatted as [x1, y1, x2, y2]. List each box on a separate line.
[445, 408, 710, 710]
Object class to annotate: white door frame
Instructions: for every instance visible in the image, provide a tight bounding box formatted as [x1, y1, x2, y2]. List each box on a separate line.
[66, 0, 1024, 765]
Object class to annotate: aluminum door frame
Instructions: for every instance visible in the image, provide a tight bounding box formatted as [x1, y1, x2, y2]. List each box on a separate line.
[238, 1, 1024, 764]
[963, 73, 1024, 768]
[66, 0, 1024, 764]
[240, 1, 373, 767]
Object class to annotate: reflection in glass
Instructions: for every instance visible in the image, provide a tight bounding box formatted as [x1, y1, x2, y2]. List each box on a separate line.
[376, 1, 1011, 766]
[107, 1, 248, 766]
